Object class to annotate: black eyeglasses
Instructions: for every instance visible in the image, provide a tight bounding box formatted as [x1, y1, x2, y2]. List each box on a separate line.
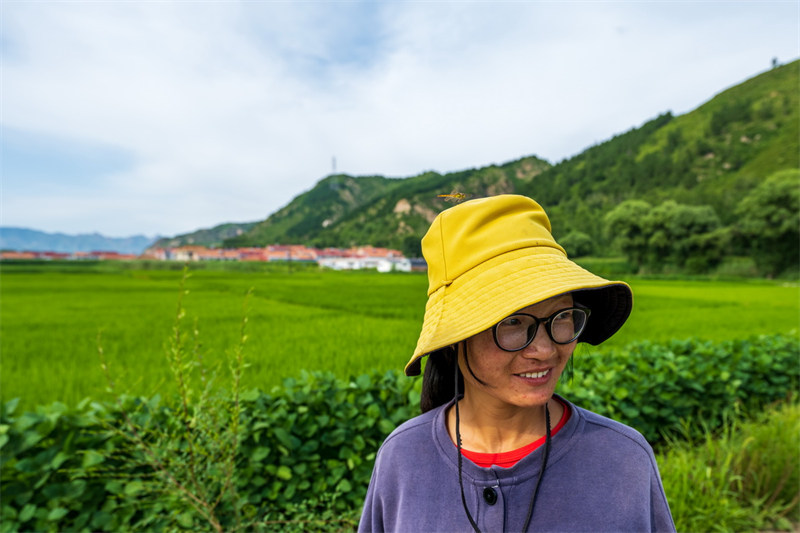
[492, 307, 590, 351]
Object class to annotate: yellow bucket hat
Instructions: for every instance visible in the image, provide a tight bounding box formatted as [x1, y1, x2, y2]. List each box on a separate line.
[405, 194, 632, 376]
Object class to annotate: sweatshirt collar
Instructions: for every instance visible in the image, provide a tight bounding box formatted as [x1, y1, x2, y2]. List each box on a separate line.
[432, 394, 581, 484]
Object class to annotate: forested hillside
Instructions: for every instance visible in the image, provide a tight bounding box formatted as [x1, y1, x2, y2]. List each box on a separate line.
[223, 156, 551, 256]
[526, 60, 798, 242]
[201, 60, 797, 276]
[224, 175, 402, 247]
[152, 222, 257, 249]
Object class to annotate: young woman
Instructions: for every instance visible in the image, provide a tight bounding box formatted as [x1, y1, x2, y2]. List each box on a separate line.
[358, 195, 675, 533]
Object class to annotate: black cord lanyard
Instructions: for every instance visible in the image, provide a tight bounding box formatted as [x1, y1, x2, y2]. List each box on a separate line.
[455, 350, 552, 533]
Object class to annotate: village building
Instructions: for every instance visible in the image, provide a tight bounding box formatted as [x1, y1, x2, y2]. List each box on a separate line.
[0, 250, 137, 261]
[0, 251, 40, 260]
[2, 243, 421, 272]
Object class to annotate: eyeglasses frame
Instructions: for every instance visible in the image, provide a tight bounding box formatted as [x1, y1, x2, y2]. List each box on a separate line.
[491, 306, 591, 352]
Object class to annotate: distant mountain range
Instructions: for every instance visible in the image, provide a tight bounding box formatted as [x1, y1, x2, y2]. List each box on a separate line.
[0, 227, 158, 255]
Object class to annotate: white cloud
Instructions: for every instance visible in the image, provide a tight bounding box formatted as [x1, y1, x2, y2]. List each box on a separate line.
[2, 1, 798, 237]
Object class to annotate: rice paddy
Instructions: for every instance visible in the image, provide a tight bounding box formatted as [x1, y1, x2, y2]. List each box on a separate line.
[1, 262, 798, 409]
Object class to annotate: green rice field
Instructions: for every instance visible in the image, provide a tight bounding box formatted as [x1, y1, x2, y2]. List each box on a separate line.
[2, 262, 798, 410]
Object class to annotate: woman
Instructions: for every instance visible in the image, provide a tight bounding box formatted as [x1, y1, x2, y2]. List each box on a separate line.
[358, 195, 675, 533]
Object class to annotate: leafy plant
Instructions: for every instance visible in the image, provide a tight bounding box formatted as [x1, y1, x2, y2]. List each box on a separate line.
[560, 334, 800, 445]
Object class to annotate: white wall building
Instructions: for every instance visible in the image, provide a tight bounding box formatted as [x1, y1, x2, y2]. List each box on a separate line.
[318, 257, 411, 272]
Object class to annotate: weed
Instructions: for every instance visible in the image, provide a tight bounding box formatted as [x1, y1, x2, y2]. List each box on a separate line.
[96, 267, 253, 532]
[658, 401, 800, 532]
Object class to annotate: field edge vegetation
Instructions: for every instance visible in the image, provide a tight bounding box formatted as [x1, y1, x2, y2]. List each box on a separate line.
[1, 333, 798, 532]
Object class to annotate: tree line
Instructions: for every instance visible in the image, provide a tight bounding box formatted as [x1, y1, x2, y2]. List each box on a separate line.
[561, 169, 799, 277]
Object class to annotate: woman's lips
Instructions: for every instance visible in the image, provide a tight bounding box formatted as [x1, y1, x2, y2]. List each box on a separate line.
[514, 369, 551, 382]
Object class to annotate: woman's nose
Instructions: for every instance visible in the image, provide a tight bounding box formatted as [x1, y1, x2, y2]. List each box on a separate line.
[521, 326, 556, 358]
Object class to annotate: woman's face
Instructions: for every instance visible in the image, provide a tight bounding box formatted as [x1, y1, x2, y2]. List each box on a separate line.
[459, 293, 576, 410]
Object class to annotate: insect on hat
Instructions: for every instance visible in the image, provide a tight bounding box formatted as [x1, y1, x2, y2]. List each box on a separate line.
[405, 194, 633, 376]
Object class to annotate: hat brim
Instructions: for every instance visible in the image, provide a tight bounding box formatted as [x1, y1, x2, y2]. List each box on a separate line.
[405, 246, 632, 376]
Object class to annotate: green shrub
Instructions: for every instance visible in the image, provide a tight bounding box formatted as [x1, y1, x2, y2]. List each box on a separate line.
[559, 231, 595, 258]
[560, 334, 800, 445]
[0, 396, 178, 532]
[236, 371, 420, 530]
[0, 372, 420, 532]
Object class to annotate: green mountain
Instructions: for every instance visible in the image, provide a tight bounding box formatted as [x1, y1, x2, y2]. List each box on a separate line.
[224, 174, 403, 247]
[524, 60, 799, 242]
[224, 156, 550, 255]
[213, 60, 797, 272]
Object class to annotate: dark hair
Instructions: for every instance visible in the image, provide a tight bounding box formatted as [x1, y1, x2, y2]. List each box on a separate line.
[420, 346, 462, 413]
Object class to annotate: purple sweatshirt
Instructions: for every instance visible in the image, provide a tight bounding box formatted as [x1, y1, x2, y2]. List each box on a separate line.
[359, 396, 675, 533]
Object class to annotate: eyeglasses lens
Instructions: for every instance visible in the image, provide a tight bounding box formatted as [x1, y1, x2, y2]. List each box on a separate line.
[495, 308, 587, 350]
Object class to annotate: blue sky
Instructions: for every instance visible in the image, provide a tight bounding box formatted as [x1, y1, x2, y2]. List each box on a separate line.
[2, 1, 798, 238]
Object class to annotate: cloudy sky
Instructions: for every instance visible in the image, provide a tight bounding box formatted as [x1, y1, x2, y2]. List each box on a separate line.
[2, 1, 798, 238]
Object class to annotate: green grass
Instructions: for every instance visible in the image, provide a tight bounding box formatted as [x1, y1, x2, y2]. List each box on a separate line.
[1, 266, 426, 409]
[604, 278, 800, 348]
[658, 401, 799, 532]
[1, 263, 798, 410]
